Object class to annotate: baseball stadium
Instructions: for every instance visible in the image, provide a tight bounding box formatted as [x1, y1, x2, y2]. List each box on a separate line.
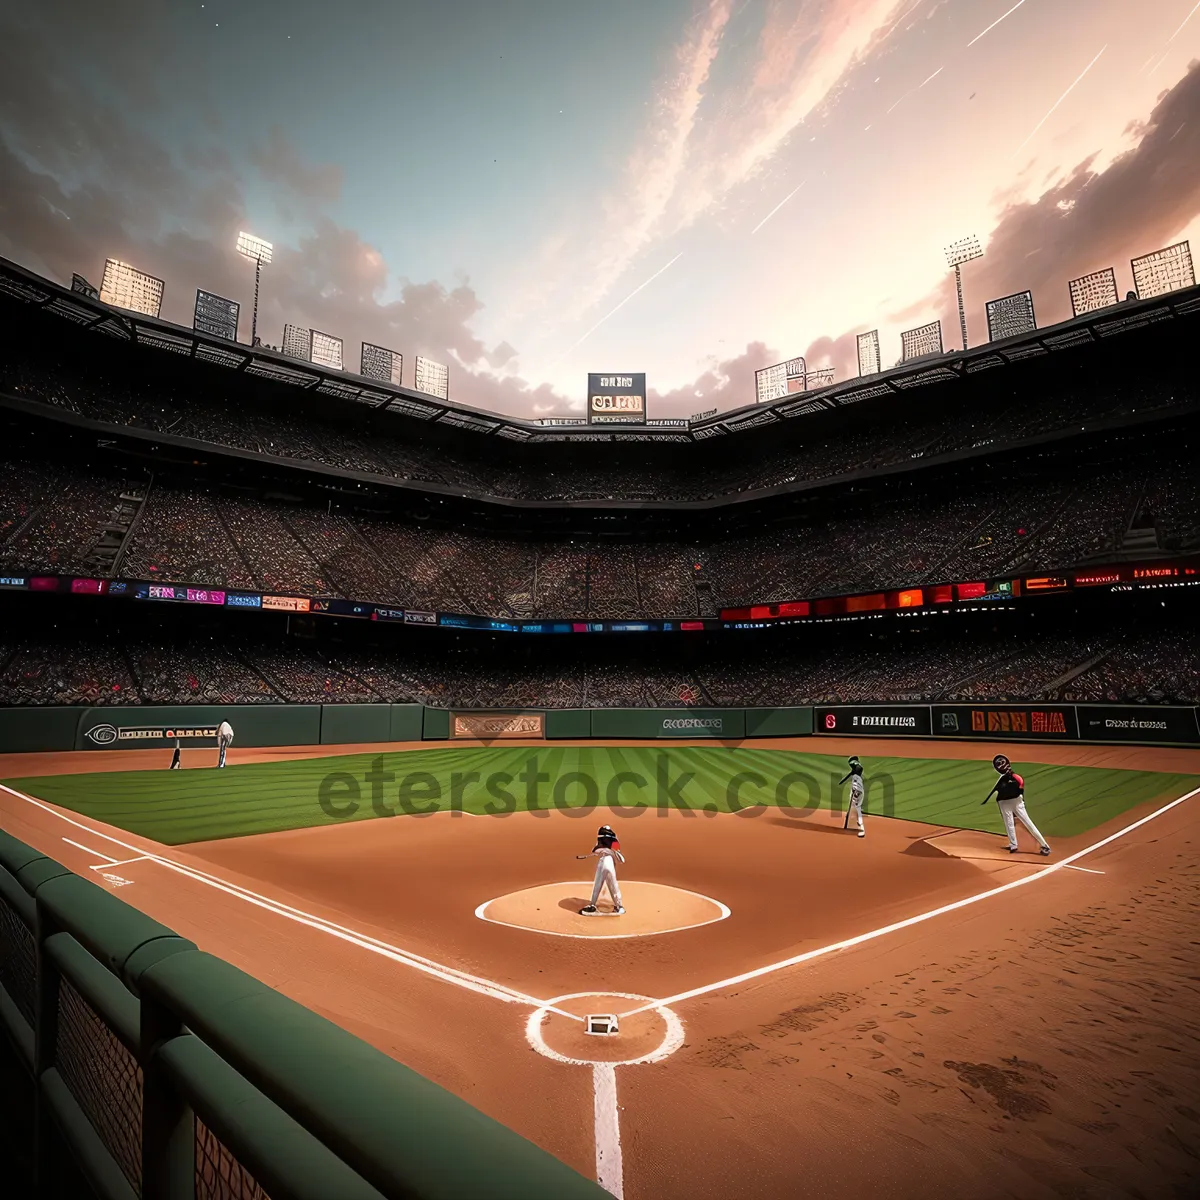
[1, 246, 1198, 1200]
[3, 7, 1200, 1195]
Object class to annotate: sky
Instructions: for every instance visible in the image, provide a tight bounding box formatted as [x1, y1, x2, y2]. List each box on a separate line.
[1, 0, 1199, 419]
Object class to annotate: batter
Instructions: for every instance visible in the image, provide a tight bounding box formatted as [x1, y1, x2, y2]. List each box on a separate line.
[580, 825, 625, 915]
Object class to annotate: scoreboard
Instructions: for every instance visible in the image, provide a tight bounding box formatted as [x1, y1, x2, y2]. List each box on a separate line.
[587, 373, 646, 425]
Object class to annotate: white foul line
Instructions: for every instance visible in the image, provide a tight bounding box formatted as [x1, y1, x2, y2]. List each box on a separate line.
[62, 837, 117, 864]
[593, 1065, 623, 1199]
[89, 855, 151, 871]
[3, 785, 581, 1022]
[618, 785, 1200, 1018]
[1064, 864, 1104, 875]
[526, 992, 685, 1199]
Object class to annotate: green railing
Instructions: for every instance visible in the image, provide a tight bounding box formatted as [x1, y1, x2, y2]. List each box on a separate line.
[0, 829, 608, 1200]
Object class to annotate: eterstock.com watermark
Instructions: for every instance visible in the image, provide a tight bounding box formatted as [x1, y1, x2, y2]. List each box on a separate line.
[317, 755, 895, 819]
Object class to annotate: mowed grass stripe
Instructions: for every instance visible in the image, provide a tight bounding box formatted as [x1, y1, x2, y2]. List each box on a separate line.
[4, 747, 1196, 846]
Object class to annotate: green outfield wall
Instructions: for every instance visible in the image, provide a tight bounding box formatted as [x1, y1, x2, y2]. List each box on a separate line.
[421, 707, 451, 740]
[744, 706, 815, 737]
[590, 707, 747, 739]
[320, 703, 391, 745]
[0, 703, 1195, 757]
[389, 703, 424, 742]
[0, 707, 87, 753]
[545, 709, 592, 739]
[0, 829, 610, 1200]
[73, 704, 323, 750]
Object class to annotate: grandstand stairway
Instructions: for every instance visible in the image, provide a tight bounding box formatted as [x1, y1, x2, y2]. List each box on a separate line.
[1042, 650, 1111, 697]
[86, 480, 150, 576]
[689, 557, 719, 617]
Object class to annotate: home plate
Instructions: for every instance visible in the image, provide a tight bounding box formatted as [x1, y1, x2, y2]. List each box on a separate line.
[586, 1014, 619, 1036]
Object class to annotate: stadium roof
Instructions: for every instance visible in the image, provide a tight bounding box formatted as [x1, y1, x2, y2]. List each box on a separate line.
[2, 254, 1199, 446]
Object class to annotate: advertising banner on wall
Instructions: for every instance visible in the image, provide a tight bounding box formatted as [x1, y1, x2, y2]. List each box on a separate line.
[655, 710, 743, 738]
[815, 706, 932, 736]
[1076, 706, 1200, 744]
[81, 720, 219, 747]
[451, 712, 546, 739]
[932, 705, 1078, 739]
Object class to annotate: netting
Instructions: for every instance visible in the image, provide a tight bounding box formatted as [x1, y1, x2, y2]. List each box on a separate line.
[0, 894, 37, 1029]
[55, 975, 143, 1193]
[195, 1118, 271, 1200]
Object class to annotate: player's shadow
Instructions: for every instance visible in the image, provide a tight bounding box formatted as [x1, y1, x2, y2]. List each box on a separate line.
[558, 896, 593, 911]
[763, 815, 859, 835]
[901, 838, 954, 858]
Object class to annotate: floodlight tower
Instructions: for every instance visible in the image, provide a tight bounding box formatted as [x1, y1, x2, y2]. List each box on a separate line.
[945, 235, 983, 351]
[236, 231, 273, 346]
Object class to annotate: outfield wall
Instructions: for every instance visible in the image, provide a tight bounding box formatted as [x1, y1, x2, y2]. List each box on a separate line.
[0, 702, 1194, 756]
[814, 702, 1200, 745]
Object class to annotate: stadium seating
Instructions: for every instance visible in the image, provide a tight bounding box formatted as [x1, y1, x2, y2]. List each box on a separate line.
[1, 625, 1195, 708]
[2, 449, 1198, 617]
[2, 337, 1196, 505]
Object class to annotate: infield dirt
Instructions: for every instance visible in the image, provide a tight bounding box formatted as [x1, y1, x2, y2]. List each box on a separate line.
[1, 736, 1197, 1198]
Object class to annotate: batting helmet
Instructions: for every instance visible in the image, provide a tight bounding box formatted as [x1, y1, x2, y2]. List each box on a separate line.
[597, 825, 616, 839]
[992, 754, 1012, 774]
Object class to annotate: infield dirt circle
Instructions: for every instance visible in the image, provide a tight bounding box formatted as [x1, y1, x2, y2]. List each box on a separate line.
[476, 880, 730, 938]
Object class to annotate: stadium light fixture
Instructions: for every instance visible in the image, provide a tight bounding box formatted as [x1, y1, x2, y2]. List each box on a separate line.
[945, 236, 983, 351]
[236, 232, 273, 346]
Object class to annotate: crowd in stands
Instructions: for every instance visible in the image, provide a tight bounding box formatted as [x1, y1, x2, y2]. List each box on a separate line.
[2, 326, 1196, 506]
[2, 449, 1197, 618]
[2, 625, 1196, 708]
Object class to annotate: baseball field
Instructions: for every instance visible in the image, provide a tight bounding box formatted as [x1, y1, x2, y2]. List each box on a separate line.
[1, 734, 1198, 1199]
[4, 744, 1195, 844]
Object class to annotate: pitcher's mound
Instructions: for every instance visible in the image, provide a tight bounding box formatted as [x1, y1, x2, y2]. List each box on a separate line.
[475, 881, 730, 939]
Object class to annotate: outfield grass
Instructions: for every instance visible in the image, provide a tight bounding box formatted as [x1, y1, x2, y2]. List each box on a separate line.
[4, 746, 1196, 846]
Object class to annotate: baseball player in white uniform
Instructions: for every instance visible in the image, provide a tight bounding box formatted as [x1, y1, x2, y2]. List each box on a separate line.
[839, 755, 866, 837]
[578, 825, 625, 915]
[216, 720, 234, 768]
[983, 754, 1050, 855]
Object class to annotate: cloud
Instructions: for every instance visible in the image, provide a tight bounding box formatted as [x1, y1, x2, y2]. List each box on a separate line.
[517, 0, 913, 340]
[648, 341, 779, 417]
[249, 126, 343, 207]
[802, 328, 868, 380]
[513, 0, 734, 328]
[912, 59, 1200, 336]
[0, 11, 560, 417]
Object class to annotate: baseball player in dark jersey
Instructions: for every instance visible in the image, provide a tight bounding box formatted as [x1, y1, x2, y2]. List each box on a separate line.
[983, 754, 1050, 855]
[169, 737, 181, 770]
[839, 755, 866, 837]
[579, 825, 625, 915]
